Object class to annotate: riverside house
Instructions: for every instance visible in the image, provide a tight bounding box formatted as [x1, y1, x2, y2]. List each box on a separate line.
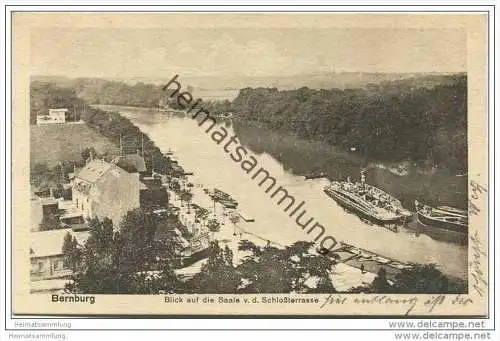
[72, 157, 141, 227]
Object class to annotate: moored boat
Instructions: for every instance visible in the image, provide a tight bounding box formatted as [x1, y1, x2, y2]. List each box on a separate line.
[210, 188, 238, 208]
[304, 172, 327, 180]
[415, 201, 468, 235]
[323, 170, 412, 230]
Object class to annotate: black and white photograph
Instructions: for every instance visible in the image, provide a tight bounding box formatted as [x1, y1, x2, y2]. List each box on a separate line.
[6, 10, 491, 321]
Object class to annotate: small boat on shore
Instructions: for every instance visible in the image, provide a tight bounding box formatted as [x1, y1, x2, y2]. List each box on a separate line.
[304, 172, 327, 180]
[324, 170, 412, 230]
[162, 108, 186, 116]
[210, 188, 238, 209]
[238, 211, 255, 222]
[415, 201, 468, 235]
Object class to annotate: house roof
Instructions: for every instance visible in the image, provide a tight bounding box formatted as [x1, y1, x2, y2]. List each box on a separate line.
[59, 211, 84, 220]
[30, 228, 89, 258]
[75, 159, 113, 183]
[114, 154, 147, 173]
[40, 197, 58, 206]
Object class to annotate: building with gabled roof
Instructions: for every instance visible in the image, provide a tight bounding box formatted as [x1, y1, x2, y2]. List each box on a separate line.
[30, 228, 89, 281]
[113, 152, 148, 175]
[72, 158, 140, 227]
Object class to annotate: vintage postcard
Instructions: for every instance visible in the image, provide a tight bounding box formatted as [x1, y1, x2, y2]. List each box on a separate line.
[10, 11, 489, 317]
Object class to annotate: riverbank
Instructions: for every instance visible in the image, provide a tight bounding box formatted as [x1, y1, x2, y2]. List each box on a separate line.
[100, 104, 467, 282]
[158, 166, 447, 292]
[85, 104, 397, 290]
[230, 76, 467, 176]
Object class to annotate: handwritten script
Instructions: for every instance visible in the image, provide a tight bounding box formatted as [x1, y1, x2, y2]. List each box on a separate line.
[470, 230, 488, 297]
[468, 180, 487, 216]
[467, 180, 488, 297]
[320, 294, 473, 315]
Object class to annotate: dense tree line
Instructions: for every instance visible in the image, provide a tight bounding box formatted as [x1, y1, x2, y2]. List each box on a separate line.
[73, 77, 231, 113]
[63, 211, 183, 294]
[70, 74, 467, 172]
[231, 75, 467, 173]
[350, 264, 466, 294]
[74, 78, 166, 108]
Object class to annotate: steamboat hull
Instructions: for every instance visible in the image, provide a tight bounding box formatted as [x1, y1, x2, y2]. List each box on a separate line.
[324, 188, 407, 226]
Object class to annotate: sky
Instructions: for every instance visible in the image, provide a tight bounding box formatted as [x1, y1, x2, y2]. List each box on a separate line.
[30, 27, 466, 79]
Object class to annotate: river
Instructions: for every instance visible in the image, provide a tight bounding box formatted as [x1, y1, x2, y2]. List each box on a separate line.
[97, 105, 468, 280]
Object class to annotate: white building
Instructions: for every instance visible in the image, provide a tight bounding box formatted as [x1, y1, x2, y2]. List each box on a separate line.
[30, 228, 89, 281]
[72, 158, 140, 227]
[36, 108, 68, 125]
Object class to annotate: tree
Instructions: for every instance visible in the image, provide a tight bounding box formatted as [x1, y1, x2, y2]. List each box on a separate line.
[62, 232, 82, 272]
[30, 162, 55, 191]
[53, 162, 66, 185]
[349, 264, 467, 294]
[117, 208, 170, 273]
[81, 147, 97, 163]
[194, 206, 209, 233]
[350, 267, 392, 293]
[85, 217, 114, 256]
[186, 241, 241, 294]
[371, 268, 391, 292]
[170, 179, 181, 194]
[134, 262, 183, 294]
[229, 213, 240, 236]
[65, 217, 119, 293]
[195, 206, 209, 223]
[65, 211, 183, 294]
[206, 219, 221, 241]
[391, 264, 466, 294]
[237, 240, 336, 293]
[180, 189, 193, 213]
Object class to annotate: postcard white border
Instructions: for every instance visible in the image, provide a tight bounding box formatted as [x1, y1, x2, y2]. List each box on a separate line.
[2, 2, 497, 336]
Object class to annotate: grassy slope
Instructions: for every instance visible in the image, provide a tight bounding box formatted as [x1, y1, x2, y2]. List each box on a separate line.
[30, 123, 120, 168]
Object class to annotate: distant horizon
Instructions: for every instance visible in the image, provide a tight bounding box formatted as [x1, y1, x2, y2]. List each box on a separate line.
[32, 70, 465, 78]
[31, 71, 466, 91]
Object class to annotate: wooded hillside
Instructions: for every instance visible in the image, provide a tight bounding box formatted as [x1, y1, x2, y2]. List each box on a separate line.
[231, 75, 467, 173]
